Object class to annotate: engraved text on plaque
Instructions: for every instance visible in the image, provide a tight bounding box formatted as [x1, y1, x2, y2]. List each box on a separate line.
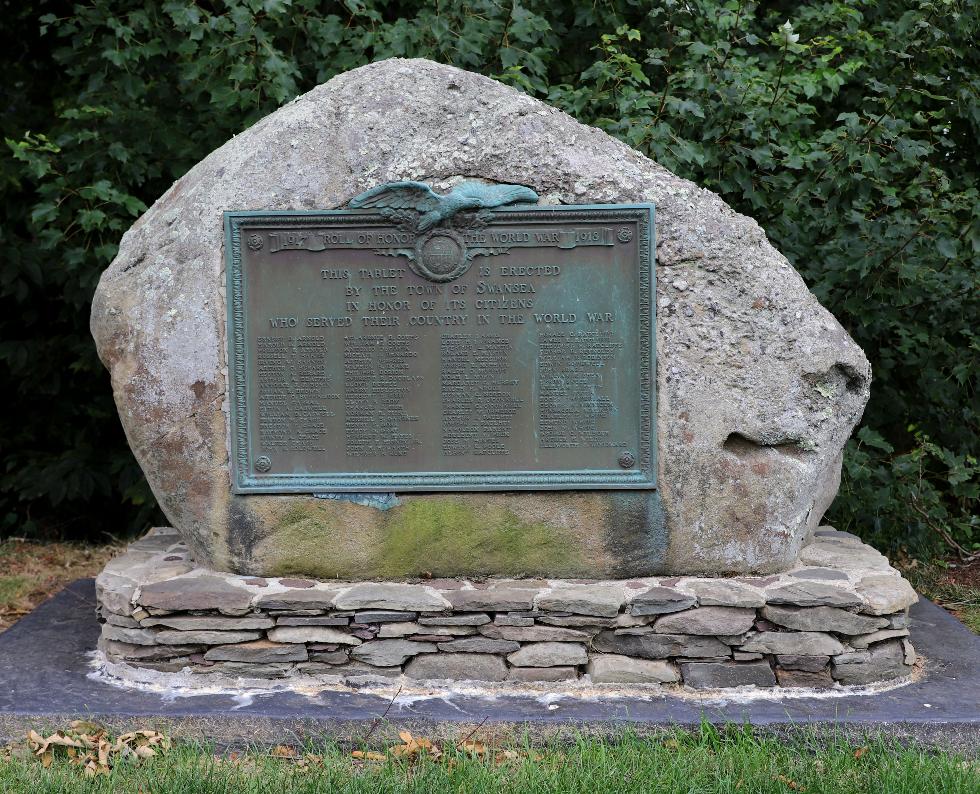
[226, 189, 655, 492]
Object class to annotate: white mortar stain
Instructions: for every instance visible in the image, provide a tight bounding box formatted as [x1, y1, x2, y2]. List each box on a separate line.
[86, 650, 920, 710]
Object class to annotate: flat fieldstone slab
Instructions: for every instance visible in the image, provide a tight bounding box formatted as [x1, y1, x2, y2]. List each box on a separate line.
[681, 661, 777, 689]
[155, 630, 262, 645]
[335, 584, 450, 612]
[593, 631, 730, 660]
[437, 638, 520, 654]
[507, 667, 578, 682]
[678, 579, 766, 608]
[143, 616, 275, 631]
[101, 639, 202, 661]
[446, 589, 536, 612]
[652, 606, 756, 636]
[797, 541, 890, 570]
[275, 616, 350, 627]
[267, 627, 361, 645]
[254, 590, 339, 611]
[776, 655, 831, 672]
[535, 585, 627, 617]
[137, 575, 254, 615]
[418, 614, 487, 626]
[507, 642, 588, 668]
[761, 605, 889, 635]
[787, 568, 849, 582]
[351, 640, 437, 667]
[776, 668, 835, 688]
[765, 582, 862, 609]
[404, 653, 508, 682]
[832, 640, 908, 685]
[629, 587, 696, 616]
[587, 656, 680, 684]
[856, 575, 920, 616]
[479, 624, 590, 642]
[849, 629, 910, 649]
[100, 625, 158, 646]
[204, 640, 308, 663]
[739, 631, 845, 656]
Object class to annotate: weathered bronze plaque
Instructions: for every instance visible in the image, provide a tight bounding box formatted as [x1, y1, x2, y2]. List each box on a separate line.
[225, 182, 655, 493]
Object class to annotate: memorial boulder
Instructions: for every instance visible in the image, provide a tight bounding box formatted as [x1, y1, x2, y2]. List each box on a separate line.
[91, 58, 871, 580]
[90, 60, 922, 692]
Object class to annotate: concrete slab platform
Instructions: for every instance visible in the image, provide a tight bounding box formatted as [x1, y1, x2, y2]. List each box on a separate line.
[1, 579, 978, 750]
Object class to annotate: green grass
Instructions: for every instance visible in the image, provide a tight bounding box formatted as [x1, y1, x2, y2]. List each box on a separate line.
[1, 728, 977, 793]
[0, 575, 29, 609]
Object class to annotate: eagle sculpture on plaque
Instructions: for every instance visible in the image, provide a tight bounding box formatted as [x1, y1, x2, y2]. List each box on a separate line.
[348, 180, 539, 282]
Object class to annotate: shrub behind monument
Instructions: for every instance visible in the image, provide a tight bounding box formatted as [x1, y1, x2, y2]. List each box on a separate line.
[2, 1, 976, 555]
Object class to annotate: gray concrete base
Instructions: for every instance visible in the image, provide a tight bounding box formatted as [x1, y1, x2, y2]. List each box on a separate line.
[1, 579, 979, 750]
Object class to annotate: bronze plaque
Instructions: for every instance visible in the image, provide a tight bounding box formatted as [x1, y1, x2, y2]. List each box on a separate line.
[226, 188, 655, 493]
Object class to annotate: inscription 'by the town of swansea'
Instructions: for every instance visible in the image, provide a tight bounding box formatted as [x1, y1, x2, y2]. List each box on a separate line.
[226, 181, 655, 492]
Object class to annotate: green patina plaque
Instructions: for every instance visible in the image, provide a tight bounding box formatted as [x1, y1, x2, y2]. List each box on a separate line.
[225, 182, 655, 493]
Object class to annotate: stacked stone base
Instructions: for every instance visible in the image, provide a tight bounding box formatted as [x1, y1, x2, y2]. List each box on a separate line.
[95, 528, 919, 691]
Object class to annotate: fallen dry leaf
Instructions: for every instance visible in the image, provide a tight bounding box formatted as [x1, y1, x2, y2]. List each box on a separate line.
[854, 746, 869, 759]
[24, 724, 170, 774]
[295, 753, 323, 770]
[351, 750, 387, 762]
[459, 739, 487, 756]
[271, 745, 297, 759]
[391, 731, 441, 759]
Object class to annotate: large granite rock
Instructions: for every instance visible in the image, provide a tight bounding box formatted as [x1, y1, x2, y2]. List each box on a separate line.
[91, 58, 870, 578]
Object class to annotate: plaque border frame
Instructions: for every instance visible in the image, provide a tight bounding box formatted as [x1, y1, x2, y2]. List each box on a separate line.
[224, 203, 657, 493]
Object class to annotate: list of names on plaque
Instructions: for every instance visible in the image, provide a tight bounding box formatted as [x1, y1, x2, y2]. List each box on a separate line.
[538, 330, 625, 449]
[440, 334, 523, 456]
[256, 335, 335, 451]
[342, 334, 421, 457]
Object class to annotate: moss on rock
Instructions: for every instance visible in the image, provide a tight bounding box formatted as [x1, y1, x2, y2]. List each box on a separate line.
[249, 499, 384, 579]
[239, 493, 633, 579]
[378, 497, 586, 578]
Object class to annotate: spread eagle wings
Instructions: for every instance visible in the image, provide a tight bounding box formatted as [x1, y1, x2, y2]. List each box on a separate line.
[348, 181, 443, 213]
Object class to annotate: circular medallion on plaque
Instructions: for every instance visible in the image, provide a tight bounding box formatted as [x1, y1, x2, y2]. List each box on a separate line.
[412, 229, 469, 282]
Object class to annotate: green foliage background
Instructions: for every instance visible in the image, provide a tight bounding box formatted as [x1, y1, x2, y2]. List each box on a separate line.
[1, 0, 977, 556]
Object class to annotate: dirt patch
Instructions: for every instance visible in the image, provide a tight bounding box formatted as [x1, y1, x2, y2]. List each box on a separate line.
[898, 554, 980, 635]
[937, 558, 980, 589]
[0, 541, 121, 634]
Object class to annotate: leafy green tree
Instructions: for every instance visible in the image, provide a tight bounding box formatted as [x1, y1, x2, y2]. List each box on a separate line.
[2, 0, 976, 556]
